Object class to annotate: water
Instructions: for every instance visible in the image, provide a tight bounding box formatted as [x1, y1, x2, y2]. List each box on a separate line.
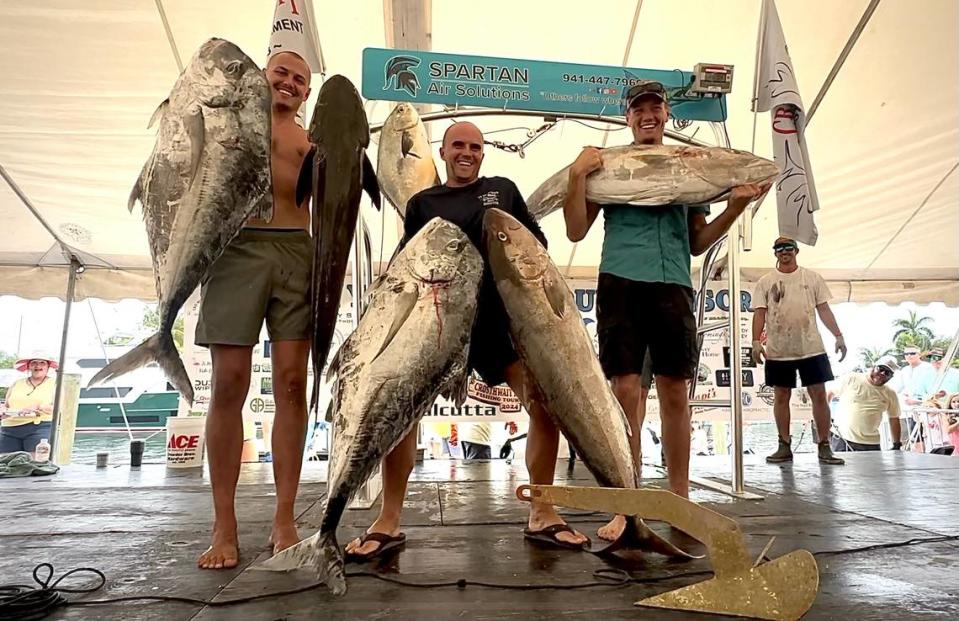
[70, 432, 168, 465]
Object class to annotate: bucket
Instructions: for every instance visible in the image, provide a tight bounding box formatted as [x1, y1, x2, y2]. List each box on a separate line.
[166, 416, 206, 468]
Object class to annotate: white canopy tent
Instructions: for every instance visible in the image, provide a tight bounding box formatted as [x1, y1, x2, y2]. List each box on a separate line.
[1, 0, 957, 304]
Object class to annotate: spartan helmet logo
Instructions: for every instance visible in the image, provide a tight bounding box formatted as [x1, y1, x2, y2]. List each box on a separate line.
[384, 56, 421, 96]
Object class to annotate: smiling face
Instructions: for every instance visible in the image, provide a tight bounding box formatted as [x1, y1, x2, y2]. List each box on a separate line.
[950, 394, 959, 411]
[440, 122, 484, 186]
[626, 96, 669, 145]
[265, 52, 311, 113]
[903, 348, 921, 367]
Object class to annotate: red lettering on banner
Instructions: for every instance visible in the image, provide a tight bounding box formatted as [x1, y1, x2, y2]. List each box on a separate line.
[279, 0, 300, 15]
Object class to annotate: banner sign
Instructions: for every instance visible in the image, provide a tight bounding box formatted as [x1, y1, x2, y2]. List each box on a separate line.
[361, 47, 727, 122]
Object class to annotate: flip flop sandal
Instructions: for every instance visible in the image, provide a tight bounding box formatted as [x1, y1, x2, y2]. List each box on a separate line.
[523, 524, 591, 551]
[344, 531, 407, 563]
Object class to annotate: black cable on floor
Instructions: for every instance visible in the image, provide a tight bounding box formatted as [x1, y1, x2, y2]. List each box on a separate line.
[3, 534, 957, 619]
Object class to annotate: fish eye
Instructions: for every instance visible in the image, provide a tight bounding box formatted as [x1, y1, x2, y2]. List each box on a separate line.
[225, 60, 243, 75]
[497, 231, 508, 242]
[446, 240, 461, 252]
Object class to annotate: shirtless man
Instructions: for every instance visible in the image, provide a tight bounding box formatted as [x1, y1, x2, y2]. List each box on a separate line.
[196, 51, 313, 569]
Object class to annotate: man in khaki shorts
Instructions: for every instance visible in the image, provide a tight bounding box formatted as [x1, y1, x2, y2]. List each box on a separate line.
[196, 51, 313, 569]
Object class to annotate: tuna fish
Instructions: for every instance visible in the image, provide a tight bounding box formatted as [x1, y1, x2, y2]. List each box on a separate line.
[258, 218, 483, 594]
[89, 38, 272, 404]
[308, 75, 381, 412]
[483, 207, 693, 558]
[376, 103, 440, 218]
[527, 144, 779, 220]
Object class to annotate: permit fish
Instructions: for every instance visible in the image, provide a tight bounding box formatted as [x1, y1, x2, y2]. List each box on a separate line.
[527, 144, 779, 220]
[308, 75, 381, 411]
[484, 207, 694, 558]
[258, 218, 483, 595]
[89, 38, 272, 404]
[377, 102, 440, 218]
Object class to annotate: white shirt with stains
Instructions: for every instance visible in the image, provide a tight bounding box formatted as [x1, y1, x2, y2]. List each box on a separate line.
[754, 266, 832, 361]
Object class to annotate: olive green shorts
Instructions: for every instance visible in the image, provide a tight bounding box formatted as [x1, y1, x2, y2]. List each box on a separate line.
[196, 228, 312, 347]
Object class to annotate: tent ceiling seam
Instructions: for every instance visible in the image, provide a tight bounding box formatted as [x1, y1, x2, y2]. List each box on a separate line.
[807, 0, 881, 125]
[864, 159, 959, 273]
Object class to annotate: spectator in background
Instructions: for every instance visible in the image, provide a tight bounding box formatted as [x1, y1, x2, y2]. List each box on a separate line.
[460, 422, 492, 460]
[924, 348, 959, 398]
[944, 393, 959, 457]
[0, 351, 58, 455]
[829, 357, 902, 452]
[894, 345, 935, 443]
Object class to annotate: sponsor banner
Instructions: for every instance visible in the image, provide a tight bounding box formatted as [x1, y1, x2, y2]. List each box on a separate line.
[361, 47, 726, 121]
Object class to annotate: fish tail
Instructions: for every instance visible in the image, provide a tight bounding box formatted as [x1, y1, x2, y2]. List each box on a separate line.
[254, 531, 347, 595]
[88, 332, 194, 405]
[596, 516, 698, 560]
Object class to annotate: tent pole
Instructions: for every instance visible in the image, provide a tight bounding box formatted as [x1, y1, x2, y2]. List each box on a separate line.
[48, 259, 79, 456]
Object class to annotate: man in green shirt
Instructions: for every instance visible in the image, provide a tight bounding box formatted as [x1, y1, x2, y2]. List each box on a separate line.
[562, 81, 769, 541]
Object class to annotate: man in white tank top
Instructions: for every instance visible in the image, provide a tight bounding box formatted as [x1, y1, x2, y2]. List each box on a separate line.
[752, 237, 847, 465]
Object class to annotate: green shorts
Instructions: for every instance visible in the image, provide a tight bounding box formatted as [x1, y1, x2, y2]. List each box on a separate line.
[196, 228, 312, 347]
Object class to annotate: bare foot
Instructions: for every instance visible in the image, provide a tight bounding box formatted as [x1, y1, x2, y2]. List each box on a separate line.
[198, 523, 239, 570]
[597, 514, 627, 542]
[528, 506, 588, 547]
[270, 520, 300, 555]
[345, 515, 401, 557]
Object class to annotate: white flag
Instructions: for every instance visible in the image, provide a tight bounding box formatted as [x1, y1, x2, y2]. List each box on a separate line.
[268, 0, 325, 74]
[755, 0, 819, 246]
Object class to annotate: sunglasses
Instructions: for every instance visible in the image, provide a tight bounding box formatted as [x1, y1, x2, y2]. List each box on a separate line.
[904, 352, 919, 356]
[773, 245, 797, 253]
[929, 355, 943, 361]
[875, 366, 894, 377]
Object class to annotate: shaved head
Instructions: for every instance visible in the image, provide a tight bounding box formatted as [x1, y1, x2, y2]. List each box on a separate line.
[440, 122, 485, 187]
[442, 121, 483, 148]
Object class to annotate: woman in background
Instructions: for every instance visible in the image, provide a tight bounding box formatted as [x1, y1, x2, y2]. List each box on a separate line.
[0, 351, 58, 454]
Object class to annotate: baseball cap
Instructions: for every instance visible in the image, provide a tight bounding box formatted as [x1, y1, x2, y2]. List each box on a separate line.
[625, 81, 668, 110]
[923, 347, 946, 361]
[876, 356, 900, 373]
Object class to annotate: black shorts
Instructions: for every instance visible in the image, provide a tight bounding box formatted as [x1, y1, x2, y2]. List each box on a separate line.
[596, 274, 698, 380]
[764, 353, 834, 388]
[467, 279, 519, 387]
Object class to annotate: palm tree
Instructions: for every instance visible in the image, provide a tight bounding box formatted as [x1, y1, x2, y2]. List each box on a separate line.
[891, 310, 935, 352]
[858, 346, 893, 370]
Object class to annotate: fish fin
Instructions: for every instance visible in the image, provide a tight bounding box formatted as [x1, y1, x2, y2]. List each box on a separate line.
[433, 173, 442, 187]
[372, 286, 418, 362]
[127, 177, 142, 213]
[401, 131, 419, 159]
[88, 332, 193, 405]
[362, 153, 382, 210]
[440, 357, 471, 407]
[147, 99, 168, 129]
[255, 531, 347, 595]
[543, 275, 568, 319]
[324, 385, 337, 423]
[184, 104, 205, 189]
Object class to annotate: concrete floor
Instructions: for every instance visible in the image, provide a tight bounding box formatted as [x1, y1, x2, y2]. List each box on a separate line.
[2, 452, 958, 620]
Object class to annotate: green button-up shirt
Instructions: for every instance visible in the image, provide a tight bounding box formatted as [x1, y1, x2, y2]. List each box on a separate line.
[599, 203, 710, 289]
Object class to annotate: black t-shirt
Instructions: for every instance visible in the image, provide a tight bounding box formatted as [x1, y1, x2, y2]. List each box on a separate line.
[401, 176, 547, 252]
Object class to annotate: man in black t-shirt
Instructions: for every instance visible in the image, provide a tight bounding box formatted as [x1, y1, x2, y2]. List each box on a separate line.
[344, 122, 590, 561]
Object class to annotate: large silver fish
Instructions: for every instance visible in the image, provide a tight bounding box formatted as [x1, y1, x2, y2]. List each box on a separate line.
[483, 208, 691, 558]
[309, 75, 381, 412]
[259, 218, 483, 595]
[376, 103, 440, 218]
[527, 144, 779, 220]
[90, 38, 272, 404]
